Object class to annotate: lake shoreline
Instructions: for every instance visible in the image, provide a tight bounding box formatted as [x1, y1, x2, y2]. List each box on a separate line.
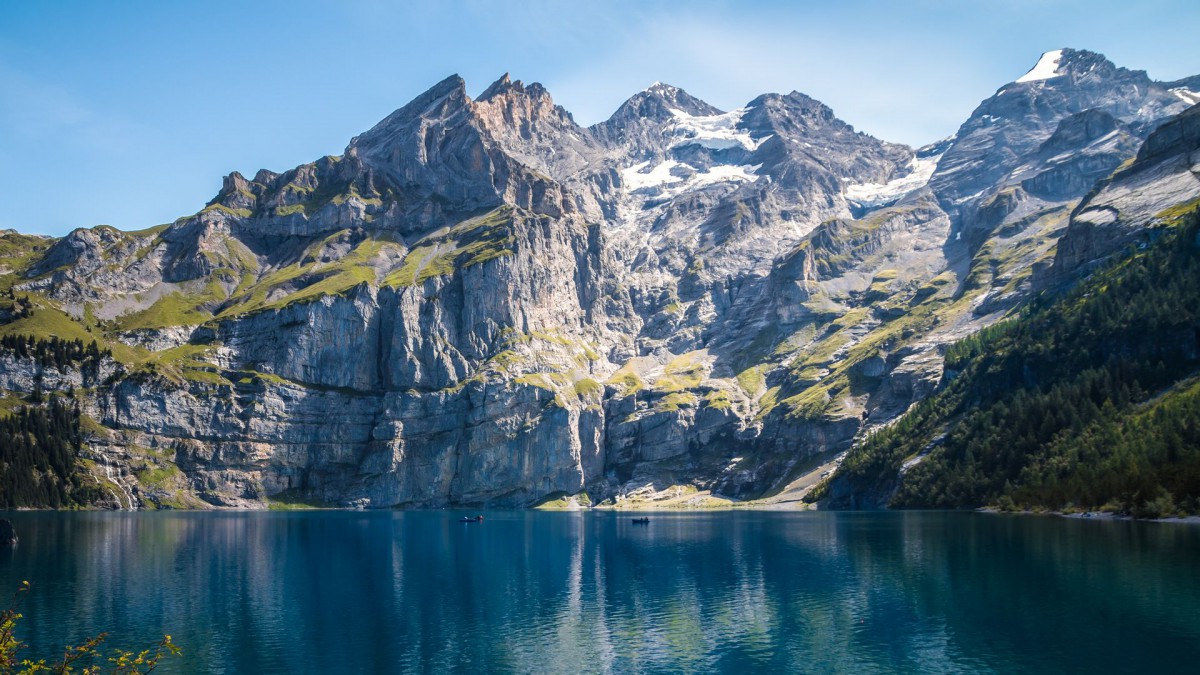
[8, 503, 1200, 525]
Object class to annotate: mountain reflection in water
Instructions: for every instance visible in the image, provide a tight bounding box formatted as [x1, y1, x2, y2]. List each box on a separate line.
[0, 511, 1197, 673]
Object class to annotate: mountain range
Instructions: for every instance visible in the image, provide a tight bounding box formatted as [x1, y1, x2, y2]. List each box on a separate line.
[1, 48, 1198, 510]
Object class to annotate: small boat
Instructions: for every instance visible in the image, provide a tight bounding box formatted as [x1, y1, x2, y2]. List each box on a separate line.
[631, 517, 650, 524]
[459, 515, 485, 523]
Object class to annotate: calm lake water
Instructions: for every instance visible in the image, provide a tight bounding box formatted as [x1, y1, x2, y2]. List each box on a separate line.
[0, 510, 1197, 673]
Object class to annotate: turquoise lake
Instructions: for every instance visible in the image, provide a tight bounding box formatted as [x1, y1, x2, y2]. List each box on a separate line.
[0, 510, 1197, 673]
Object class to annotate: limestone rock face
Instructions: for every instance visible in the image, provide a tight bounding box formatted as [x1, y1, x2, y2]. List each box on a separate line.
[1045, 103, 1200, 287]
[2, 50, 1199, 509]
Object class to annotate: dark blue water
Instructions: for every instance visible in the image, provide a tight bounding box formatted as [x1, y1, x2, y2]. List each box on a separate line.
[0, 510, 1197, 673]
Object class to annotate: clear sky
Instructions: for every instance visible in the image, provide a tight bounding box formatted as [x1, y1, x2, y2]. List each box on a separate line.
[2, 0, 1197, 236]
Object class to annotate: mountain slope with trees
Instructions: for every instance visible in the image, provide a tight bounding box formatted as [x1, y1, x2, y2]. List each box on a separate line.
[817, 207, 1200, 515]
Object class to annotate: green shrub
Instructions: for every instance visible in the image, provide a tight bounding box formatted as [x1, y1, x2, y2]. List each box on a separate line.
[0, 582, 179, 673]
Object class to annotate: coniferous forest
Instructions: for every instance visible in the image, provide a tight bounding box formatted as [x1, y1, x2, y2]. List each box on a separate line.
[0, 395, 102, 508]
[819, 208, 1200, 515]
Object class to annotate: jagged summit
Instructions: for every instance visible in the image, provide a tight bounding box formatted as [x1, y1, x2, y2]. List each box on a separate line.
[1009, 48, 1138, 88]
[476, 73, 554, 104]
[347, 71, 591, 184]
[197, 50, 1193, 248]
[742, 90, 840, 129]
[478, 72, 512, 99]
[384, 73, 470, 119]
[591, 83, 729, 163]
[931, 47, 1193, 224]
[347, 74, 472, 161]
[1016, 49, 1067, 83]
[600, 83, 722, 128]
[642, 80, 711, 101]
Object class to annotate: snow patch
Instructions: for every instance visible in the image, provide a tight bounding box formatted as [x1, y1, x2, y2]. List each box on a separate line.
[689, 164, 761, 190]
[1171, 88, 1200, 106]
[844, 152, 942, 209]
[621, 160, 684, 190]
[1016, 50, 1065, 83]
[667, 108, 768, 152]
[621, 160, 760, 199]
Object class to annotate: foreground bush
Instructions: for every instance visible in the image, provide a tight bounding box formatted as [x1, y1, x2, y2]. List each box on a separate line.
[0, 582, 178, 674]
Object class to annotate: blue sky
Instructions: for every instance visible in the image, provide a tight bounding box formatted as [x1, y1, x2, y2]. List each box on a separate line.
[2, 0, 1197, 236]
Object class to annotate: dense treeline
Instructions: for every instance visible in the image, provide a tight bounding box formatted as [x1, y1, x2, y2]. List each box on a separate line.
[819, 207, 1200, 515]
[0, 397, 102, 508]
[1008, 379, 1200, 516]
[0, 334, 109, 380]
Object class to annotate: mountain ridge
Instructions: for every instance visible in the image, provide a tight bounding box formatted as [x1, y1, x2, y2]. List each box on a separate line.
[0, 48, 1198, 510]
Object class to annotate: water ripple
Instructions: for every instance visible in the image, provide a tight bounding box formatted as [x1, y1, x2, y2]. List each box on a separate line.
[0, 511, 1197, 673]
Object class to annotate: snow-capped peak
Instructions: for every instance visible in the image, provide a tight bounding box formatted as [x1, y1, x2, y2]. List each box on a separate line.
[1016, 49, 1066, 84]
[645, 81, 678, 93]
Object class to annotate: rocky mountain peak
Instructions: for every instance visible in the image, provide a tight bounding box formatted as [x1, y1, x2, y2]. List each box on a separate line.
[208, 170, 260, 212]
[346, 74, 472, 163]
[732, 90, 913, 189]
[476, 73, 555, 106]
[348, 72, 583, 175]
[477, 72, 513, 100]
[748, 90, 831, 114]
[741, 90, 841, 136]
[471, 73, 572, 127]
[931, 48, 1191, 218]
[390, 73, 471, 119]
[1013, 48, 1132, 87]
[469, 73, 601, 181]
[632, 82, 723, 118]
[219, 171, 251, 197]
[592, 83, 723, 151]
